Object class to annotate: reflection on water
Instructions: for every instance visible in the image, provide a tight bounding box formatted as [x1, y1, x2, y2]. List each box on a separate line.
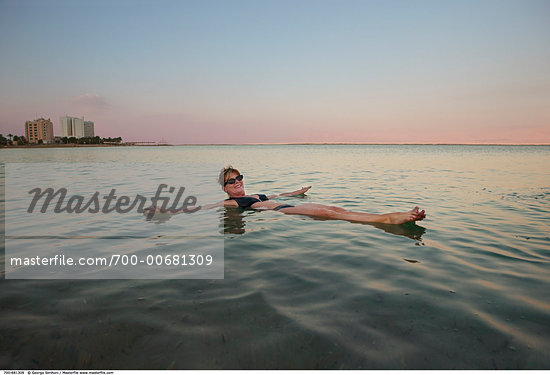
[372, 221, 426, 242]
[1, 145, 550, 369]
[223, 208, 247, 235]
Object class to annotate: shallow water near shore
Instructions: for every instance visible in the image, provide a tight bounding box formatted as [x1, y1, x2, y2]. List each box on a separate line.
[1, 144, 550, 369]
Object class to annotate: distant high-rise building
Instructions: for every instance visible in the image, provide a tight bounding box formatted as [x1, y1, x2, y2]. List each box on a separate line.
[25, 118, 54, 144]
[60, 116, 94, 138]
[83, 121, 94, 137]
[60, 116, 72, 137]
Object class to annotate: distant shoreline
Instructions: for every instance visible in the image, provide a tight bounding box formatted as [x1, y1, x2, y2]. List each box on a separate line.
[2, 142, 549, 149]
[2, 143, 171, 149]
[176, 143, 550, 146]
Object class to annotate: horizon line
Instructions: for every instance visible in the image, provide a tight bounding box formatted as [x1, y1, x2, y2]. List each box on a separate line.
[166, 142, 550, 146]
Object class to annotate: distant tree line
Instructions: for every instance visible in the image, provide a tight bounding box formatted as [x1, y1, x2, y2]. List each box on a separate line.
[60, 136, 122, 144]
[1, 134, 123, 146]
[1, 134, 28, 146]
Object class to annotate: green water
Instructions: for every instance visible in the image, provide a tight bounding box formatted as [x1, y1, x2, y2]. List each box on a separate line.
[1, 145, 549, 369]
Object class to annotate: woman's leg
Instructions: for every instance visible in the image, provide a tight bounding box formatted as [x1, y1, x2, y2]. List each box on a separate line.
[277, 203, 425, 224]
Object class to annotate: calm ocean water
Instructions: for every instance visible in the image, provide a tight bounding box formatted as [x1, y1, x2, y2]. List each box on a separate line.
[1, 145, 549, 369]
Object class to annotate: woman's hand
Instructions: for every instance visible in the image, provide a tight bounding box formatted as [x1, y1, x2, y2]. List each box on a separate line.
[143, 205, 175, 215]
[294, 186, 311, 195]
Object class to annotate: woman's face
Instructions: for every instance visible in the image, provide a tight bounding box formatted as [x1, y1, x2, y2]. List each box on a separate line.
[223, 171, 245, 196]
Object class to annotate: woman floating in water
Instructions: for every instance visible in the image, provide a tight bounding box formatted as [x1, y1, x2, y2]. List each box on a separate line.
[145, 166, 426, 225]
[210, 166, 426, 225]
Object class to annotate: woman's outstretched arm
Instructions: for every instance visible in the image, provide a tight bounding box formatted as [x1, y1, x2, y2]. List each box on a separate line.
[144, 199, 234, 215]
[201, 200, 238, 210]
[267, 186, 311, 200]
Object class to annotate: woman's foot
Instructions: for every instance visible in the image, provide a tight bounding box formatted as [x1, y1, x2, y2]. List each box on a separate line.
[387, 207, 426, 224]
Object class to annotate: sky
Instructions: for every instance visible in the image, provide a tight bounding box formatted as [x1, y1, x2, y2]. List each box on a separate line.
[1, 0, 549, 144]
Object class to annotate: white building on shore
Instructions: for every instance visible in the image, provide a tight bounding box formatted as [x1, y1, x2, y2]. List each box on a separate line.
[60, 116, 94, 138]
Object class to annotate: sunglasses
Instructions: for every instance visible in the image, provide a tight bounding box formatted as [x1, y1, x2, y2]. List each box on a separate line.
[224, 174, 243, 186]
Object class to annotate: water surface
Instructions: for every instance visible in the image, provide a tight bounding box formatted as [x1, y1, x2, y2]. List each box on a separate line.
[1, 145, 549, 369]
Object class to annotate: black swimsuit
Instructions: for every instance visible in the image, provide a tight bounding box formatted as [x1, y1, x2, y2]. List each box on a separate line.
[227, 194, 294, 210]
[273, 204, 294, 211]
[227, 194, 269, 209]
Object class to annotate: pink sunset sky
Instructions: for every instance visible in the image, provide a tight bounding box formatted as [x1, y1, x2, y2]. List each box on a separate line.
[1, 1, 549, 144]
